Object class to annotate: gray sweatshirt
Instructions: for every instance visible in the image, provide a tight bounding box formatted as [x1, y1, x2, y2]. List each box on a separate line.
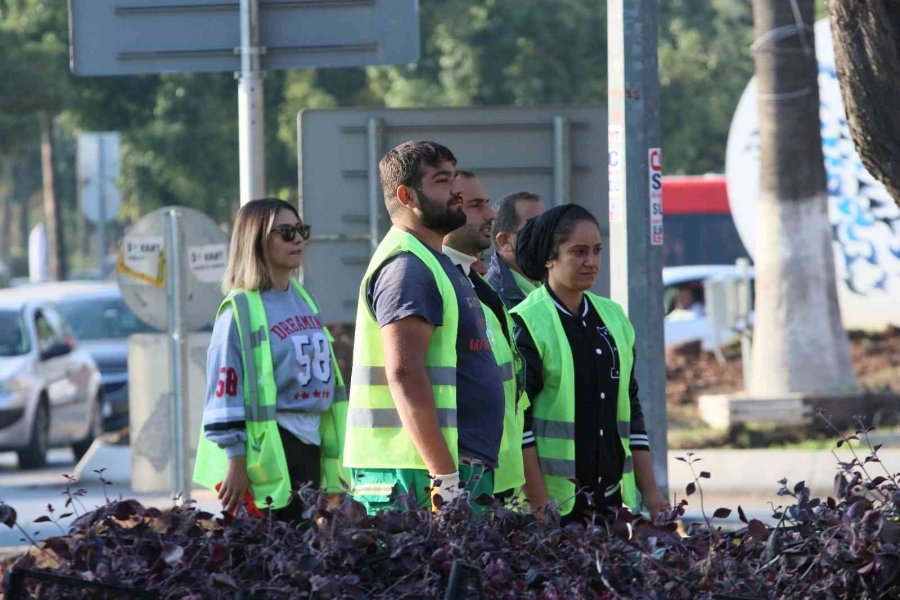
[202, 287, 335, 458]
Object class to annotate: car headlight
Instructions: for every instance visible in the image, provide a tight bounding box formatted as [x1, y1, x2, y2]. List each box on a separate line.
[0, 376, 32, 394]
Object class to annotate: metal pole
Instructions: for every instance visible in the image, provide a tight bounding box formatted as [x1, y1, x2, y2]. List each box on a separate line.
[238, 0, 265, 205]
[552, 116, 571, 207]
[97, 136, 106, 273]
[366, 117, 384, 252]
[607, 0, 668, 498]
[166, 209, 191, 500]
[737, 257, 753, 388]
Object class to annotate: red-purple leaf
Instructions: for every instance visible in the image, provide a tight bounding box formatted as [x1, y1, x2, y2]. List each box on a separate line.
[0, 505, 16, 528]
[712, 508, 731, 519]
[33, 516, 52, 523]
[748, 519, 769, 541]
[699, 471, 711, 479]
[686, 483, 696, 496]
[737, 505, 748, 524]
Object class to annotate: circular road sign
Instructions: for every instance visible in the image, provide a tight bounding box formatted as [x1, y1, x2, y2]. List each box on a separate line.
[116, 206, 228, 332]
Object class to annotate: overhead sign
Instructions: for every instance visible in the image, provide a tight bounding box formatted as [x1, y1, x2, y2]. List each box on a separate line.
[298, 106, 608, 323]
[68, 0, 420, 76]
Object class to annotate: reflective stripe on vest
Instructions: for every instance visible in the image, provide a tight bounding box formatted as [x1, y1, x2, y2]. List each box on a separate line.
[231, 294, 265, 422]
[351, 365, 457, 386]
[346, 407, 458, 428]
[533, 418, 575, 439]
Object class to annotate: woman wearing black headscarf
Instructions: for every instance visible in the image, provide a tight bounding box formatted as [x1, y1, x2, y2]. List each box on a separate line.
[510, 204, 668, 524]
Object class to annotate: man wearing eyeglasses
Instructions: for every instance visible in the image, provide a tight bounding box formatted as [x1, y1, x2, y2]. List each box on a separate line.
[343, 141, 506, 514]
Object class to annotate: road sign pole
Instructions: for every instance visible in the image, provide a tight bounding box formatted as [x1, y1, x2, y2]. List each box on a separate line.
[553, 116, 571, 207]
[366, 117, 385, 252]
[166, 209, 191, 501]
[238, 0, 266, 205]
[607, 0, 668, 499]
[97, 136, 106, 271]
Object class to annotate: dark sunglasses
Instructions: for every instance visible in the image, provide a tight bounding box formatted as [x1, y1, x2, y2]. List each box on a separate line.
[271, 223, 311, 243]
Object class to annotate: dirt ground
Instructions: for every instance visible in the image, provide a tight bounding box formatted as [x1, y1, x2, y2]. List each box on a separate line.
[666, 326, 900, 446]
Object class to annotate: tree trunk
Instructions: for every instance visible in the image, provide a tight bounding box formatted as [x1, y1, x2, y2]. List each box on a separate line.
[0, 161, 12, 268]
[749, 0, 857, 395]
[827, 0, 900, 208]
[39, 112, 66, 280]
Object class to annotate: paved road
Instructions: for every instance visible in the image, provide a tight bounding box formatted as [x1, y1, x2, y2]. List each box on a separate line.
[0, 449, 217, 553]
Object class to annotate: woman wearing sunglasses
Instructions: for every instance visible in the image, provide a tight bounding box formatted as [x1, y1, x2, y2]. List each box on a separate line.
[194, 198, 347, 520]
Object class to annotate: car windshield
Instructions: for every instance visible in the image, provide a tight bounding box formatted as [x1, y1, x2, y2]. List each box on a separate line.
[0, 310, 30, 356]
[57, 296, 155, 340]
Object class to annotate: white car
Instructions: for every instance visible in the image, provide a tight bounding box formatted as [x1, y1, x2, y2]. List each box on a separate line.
[0, 293, 102, 468]
[663, 264, 755, 350]
[13, 281, 156, 433]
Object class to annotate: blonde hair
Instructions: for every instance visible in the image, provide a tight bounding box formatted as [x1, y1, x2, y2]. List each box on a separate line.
[222, 198, 302, 293]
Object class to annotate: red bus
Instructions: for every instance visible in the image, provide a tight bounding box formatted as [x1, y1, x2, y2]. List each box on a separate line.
[661, 175, 750, 267]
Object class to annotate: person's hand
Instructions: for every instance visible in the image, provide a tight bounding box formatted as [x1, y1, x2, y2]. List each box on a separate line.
[219, 456, 252, 515]
[643, 489, 670, 521]
[430, 471, 463, 511]
[530, 501, 557, 523]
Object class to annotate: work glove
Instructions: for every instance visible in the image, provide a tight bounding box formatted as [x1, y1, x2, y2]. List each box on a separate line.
[430, 471, 463, 511]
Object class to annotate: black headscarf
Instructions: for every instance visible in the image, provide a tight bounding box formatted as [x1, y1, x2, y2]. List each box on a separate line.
[515, 203, 596, 282]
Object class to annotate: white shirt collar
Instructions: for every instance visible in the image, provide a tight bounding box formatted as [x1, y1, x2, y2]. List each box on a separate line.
[441, 245, 478, 275]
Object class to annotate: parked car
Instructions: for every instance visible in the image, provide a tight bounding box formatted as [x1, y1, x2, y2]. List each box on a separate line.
[0, 293, 102, 468]
[663, 264, 755, 351]
[9, 281, 155, 433]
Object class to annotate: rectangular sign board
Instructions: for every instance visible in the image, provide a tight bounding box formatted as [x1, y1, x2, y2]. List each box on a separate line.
[69, 0, 420, 76]
[298, 106, 608, 323]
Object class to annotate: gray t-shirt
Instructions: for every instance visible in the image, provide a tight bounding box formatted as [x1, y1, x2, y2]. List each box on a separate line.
[202, 287, 335, 457]
[368, 248, 505, 467]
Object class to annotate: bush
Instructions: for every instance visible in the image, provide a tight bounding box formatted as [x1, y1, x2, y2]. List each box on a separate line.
[1, 422, 898, 599]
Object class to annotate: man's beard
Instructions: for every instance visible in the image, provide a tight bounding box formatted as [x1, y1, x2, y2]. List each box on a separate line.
[415, 187, 466, 234]
[445, 222, 492, 255]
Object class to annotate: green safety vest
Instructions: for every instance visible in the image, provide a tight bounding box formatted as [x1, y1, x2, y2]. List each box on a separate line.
[511, 286, 637, 514]
[474, 272, 528, 494]
[193, 279, 349, 510]
[343, 227, 459, 472]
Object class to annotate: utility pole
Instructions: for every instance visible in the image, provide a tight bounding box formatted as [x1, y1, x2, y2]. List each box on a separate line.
[607, 0, 668, 497]
[238, 0, 266, 205]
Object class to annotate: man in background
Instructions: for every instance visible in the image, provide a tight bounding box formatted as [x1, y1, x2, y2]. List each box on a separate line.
[443, 170, 526, 497]
[485, 191, 546, 308]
